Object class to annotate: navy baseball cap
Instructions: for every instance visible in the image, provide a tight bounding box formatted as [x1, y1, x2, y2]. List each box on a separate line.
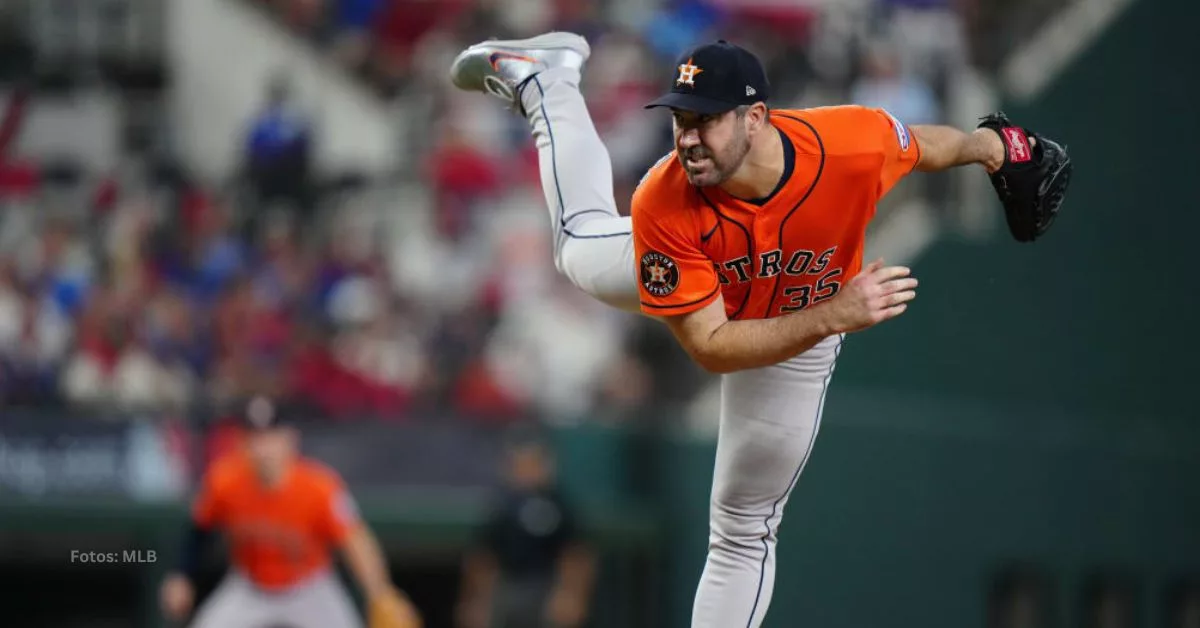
[645, 40, 770, 115]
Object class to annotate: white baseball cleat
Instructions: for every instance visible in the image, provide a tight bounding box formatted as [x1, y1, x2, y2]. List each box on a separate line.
[449, 31, 590, 112]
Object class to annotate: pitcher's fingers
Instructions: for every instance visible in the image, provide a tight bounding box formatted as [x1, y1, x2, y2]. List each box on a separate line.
[873, 265, 912, 281]
[888, 290, 917, 306]
[862, 258, 885, 275]
[881, 277, 919, 293]
[880, 303, 909, 321]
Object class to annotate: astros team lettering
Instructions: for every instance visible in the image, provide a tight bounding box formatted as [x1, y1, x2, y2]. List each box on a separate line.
[715, 246, 843, 313]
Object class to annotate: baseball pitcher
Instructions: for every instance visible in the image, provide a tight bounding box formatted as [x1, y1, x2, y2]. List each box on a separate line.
[449, 32, 1071, 628]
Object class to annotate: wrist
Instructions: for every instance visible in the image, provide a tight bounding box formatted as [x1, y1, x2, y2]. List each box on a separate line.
[365, 580, 391, 600]
[974, 128, 1005, 173]
[808, 302, 843, 336]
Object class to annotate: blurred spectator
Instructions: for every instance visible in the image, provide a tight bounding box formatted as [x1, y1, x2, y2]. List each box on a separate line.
[640, 0, 725, 62]
[428, 125, 502, 241]
[0, 260, 72, 406]
[329, 0, 388, 72]
[60, 281, 194, 414]
[143, 289, 210, 379]
[456, 432, 596, 628]
[250, 217, 312, 316]
[178, 201, 248, 303]
[242, 74, 314, 232]
[849, 37, 943, 208]
[370, 0, 473, 95]
[327, 278, 425, 417]
[849, 38, 942, 126]
[281, 321, 374, 418]
[878, 0, 970, 98]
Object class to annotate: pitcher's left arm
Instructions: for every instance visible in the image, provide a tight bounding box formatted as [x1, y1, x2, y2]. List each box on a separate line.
[910, 124, 1006, 172]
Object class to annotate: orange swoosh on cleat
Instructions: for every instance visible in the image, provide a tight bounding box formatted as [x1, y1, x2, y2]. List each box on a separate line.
[488, 52, 536, 70]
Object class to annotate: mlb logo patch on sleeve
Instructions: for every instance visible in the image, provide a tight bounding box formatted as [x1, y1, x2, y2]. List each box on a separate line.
[883, 110, 911, 152]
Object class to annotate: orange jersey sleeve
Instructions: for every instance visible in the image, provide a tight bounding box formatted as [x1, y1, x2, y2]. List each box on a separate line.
[804, 105, 922, 201]
[870, 107, 922, 197]
[311, 466, 362, 546]
[631, 162, 721, 317]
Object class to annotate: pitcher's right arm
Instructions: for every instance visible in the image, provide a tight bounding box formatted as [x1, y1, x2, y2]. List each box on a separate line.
[661, 260, 916, 373]
[631, 184, 917, 374]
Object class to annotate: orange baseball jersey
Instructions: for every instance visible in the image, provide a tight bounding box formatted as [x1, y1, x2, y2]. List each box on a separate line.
[632, 105, 921, 319]
[191, 453, 361, 590]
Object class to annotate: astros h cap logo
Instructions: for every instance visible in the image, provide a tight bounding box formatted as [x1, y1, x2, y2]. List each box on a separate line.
[646, 39, 770, 115]
[676, 57, 704, 87]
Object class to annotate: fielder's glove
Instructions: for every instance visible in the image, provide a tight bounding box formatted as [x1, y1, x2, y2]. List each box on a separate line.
[367, 586, 423, 628]
[977, 112, 1073, 242]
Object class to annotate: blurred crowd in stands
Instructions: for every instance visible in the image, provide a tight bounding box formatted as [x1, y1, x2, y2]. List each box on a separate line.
[253, 0, 972, 120]
[0, 0, 1029, 430]
[0, 147, 688, 425]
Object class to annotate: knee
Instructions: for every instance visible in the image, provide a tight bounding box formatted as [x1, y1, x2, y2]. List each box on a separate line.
[556, 243, 640, 312]
[708, 501, 776, 556]
[556, 240, 601, 290]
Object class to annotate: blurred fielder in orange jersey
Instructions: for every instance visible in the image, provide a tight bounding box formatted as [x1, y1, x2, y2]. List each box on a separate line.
[159, 396, 421, 628]
[448, 31, 1046, 628]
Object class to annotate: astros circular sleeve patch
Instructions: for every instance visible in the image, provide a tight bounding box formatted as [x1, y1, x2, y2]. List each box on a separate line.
[640, 251, 680, 297]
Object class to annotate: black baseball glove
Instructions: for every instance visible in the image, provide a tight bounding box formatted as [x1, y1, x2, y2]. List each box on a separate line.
[977, 112, 1073, 242]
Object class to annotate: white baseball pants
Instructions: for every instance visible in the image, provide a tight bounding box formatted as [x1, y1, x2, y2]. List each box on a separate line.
[189, 569, 361, 628]
[519, 68, 842, 628]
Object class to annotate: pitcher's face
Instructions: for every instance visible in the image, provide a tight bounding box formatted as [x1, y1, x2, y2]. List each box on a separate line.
[673, 108, 751, 188]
